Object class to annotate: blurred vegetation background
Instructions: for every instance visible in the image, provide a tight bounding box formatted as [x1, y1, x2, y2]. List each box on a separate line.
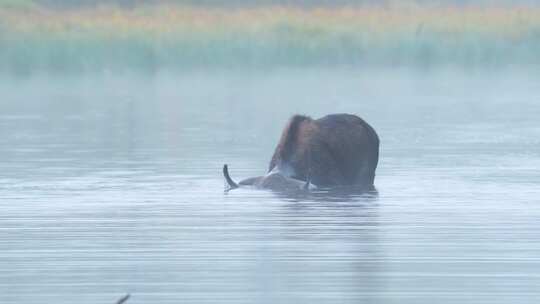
[1, 0, 540, 75]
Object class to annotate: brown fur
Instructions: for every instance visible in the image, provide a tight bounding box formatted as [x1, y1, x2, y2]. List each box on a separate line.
[268, 114, 379, 188]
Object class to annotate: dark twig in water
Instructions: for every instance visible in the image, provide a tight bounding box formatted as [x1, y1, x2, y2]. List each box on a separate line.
[116, 294, 130, 304]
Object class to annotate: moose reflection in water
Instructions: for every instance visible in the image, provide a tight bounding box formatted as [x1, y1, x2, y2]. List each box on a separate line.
[223, 113, 379, 194]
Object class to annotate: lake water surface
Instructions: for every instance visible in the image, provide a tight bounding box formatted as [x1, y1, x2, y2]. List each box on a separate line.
[1, 68, 539, 303]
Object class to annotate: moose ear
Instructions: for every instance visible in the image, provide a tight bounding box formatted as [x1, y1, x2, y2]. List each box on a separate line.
[303, 163, 312, 191]
[303, 175, 312, 191]
[223, 164, 239, 190]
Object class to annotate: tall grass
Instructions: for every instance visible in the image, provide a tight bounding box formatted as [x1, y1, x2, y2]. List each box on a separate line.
[1, 3, 540, 74]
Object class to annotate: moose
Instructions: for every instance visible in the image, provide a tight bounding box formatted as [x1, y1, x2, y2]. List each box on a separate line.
[223, 113, 379, 193]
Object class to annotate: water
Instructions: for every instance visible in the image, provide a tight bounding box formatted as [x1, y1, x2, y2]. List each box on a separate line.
[1, 68, 539, 304]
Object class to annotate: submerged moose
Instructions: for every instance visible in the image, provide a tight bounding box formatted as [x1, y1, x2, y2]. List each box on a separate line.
[223, 113, 379, 193]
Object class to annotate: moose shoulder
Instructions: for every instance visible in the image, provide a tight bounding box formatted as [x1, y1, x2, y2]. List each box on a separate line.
[224, 113, 379, 192]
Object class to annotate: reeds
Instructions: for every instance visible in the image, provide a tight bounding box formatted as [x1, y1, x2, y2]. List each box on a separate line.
[1, 3, 540, 74]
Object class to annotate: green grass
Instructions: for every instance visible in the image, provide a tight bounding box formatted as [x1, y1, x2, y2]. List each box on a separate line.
[1, 4, 540, 75]
[0, 0, 36, 9]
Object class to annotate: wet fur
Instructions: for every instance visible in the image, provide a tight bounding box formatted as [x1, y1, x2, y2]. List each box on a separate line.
[268, 114, 379, 188]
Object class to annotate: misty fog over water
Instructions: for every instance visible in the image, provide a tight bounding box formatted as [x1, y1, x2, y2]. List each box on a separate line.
[1, 67, 539, 303]
[1, 0, 540, 303]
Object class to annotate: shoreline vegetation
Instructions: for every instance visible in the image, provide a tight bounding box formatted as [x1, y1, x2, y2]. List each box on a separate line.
[1, 2, 540, 75]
